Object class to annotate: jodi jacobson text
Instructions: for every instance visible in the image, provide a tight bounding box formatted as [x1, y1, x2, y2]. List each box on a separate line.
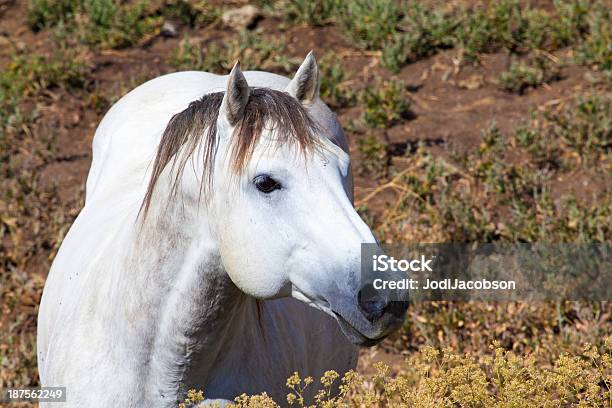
[373, 278, 516, 290]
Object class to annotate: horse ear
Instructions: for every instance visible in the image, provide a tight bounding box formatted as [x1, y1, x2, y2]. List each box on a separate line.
[220, 61, 250, 127]
[286, 51, 319, 105]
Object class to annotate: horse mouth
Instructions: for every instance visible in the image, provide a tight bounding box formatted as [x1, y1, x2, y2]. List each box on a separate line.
[332, 311, 385, 347]
[291, 284, 402, 346]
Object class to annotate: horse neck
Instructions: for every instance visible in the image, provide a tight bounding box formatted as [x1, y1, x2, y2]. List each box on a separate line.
[116, 190, 255, 403]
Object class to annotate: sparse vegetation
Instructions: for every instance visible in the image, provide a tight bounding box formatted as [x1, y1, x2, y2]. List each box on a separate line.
[169, 31, 294, 75]
[27, 0, 79, 30]
[318, 53, 356, 109]
[359, 94, 611, 244]
[498, 55, 562, 94]
[182, 336, 612, 406]
[290, 0, 610, 75]
[285, 0, 338, 26]
[574, 3, 611, 72]
[169, 37, 227, 73]
[27, 0, 220, 49]
[161, 0, 220, 27]
[544, 94, 611, 167]
[0, 50, 89, 102]
[360, 78, 411, 128]
[357, 134, 389, 178]
[452, 0, 592, 61]
[335, 0, 403, 50]
[28, 0, 163, 49]
[1, 48, 90, 390]
[2, 0, 611, 406]
[381, 3, 457, 73]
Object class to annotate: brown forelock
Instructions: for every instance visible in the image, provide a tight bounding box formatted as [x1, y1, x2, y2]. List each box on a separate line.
[139, 88, 323, 219]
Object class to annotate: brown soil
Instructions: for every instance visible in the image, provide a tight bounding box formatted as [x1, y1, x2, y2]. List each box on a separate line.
[2, 1, 605, 209]
[0, 0, 609, 392]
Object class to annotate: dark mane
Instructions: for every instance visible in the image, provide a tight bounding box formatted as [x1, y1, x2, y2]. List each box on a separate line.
[140, 88, 322, 219]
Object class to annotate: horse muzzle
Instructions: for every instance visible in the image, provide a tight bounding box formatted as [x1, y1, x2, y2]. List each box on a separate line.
[330, 289, 410, 346]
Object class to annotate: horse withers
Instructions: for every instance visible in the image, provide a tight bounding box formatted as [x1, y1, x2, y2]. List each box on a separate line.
[37, 52, 409, 407]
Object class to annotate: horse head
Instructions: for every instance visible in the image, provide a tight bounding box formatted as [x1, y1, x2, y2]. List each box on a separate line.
[142, 53, 409, 346]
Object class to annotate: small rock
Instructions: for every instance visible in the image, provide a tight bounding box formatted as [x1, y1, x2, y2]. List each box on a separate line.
[15, 40, 27, 51]
[222, 5, 261, 30]
[457, 75, 485, 90]
[161, 21, 178, 38]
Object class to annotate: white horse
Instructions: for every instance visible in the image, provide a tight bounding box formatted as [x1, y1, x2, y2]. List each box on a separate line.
[37, 52, 409, 407]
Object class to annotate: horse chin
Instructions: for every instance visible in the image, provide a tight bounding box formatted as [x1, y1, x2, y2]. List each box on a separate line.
[332, 311, 386, 347]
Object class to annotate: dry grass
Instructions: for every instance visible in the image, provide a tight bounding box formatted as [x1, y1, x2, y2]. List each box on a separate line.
[0, 1, 610, 407]
[181, 336, 612, 407]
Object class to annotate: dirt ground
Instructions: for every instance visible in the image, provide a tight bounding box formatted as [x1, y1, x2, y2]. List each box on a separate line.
[0, 1, 604, 209]
[0, 0, 610, 405]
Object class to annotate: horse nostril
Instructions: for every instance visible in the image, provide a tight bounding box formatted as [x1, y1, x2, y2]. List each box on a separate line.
[357, 289, 388, 322]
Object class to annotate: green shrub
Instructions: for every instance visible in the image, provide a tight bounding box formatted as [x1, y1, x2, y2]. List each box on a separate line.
[575, 4, 611, 71]
[27, 0, 79, 30]
[360, 78, 411, 128]
[335, 0, 403, 50]
[382, 2, 456, 73]
[169, 31, 293, 75]
[545, 95, 611, 166]
[375, 1, 606, 71]
[455, 0, 524, 59]
[161, 0, 220, 27]
[27, 0, 163, 49]
[0, 50, 89, 106]
[169, 37, 226, 74]
[318, 53, 356, 109]
[551, 0, 591, 47]
[356, 134, 389, 177]
[80, 0, 162, 49]
[452, 0, 596, 62]
[285, 0, 338, 26]
[498, 56, 562, 94]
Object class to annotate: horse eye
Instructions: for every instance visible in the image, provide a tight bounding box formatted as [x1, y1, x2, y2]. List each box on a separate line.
[253, 175, 282, 194]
